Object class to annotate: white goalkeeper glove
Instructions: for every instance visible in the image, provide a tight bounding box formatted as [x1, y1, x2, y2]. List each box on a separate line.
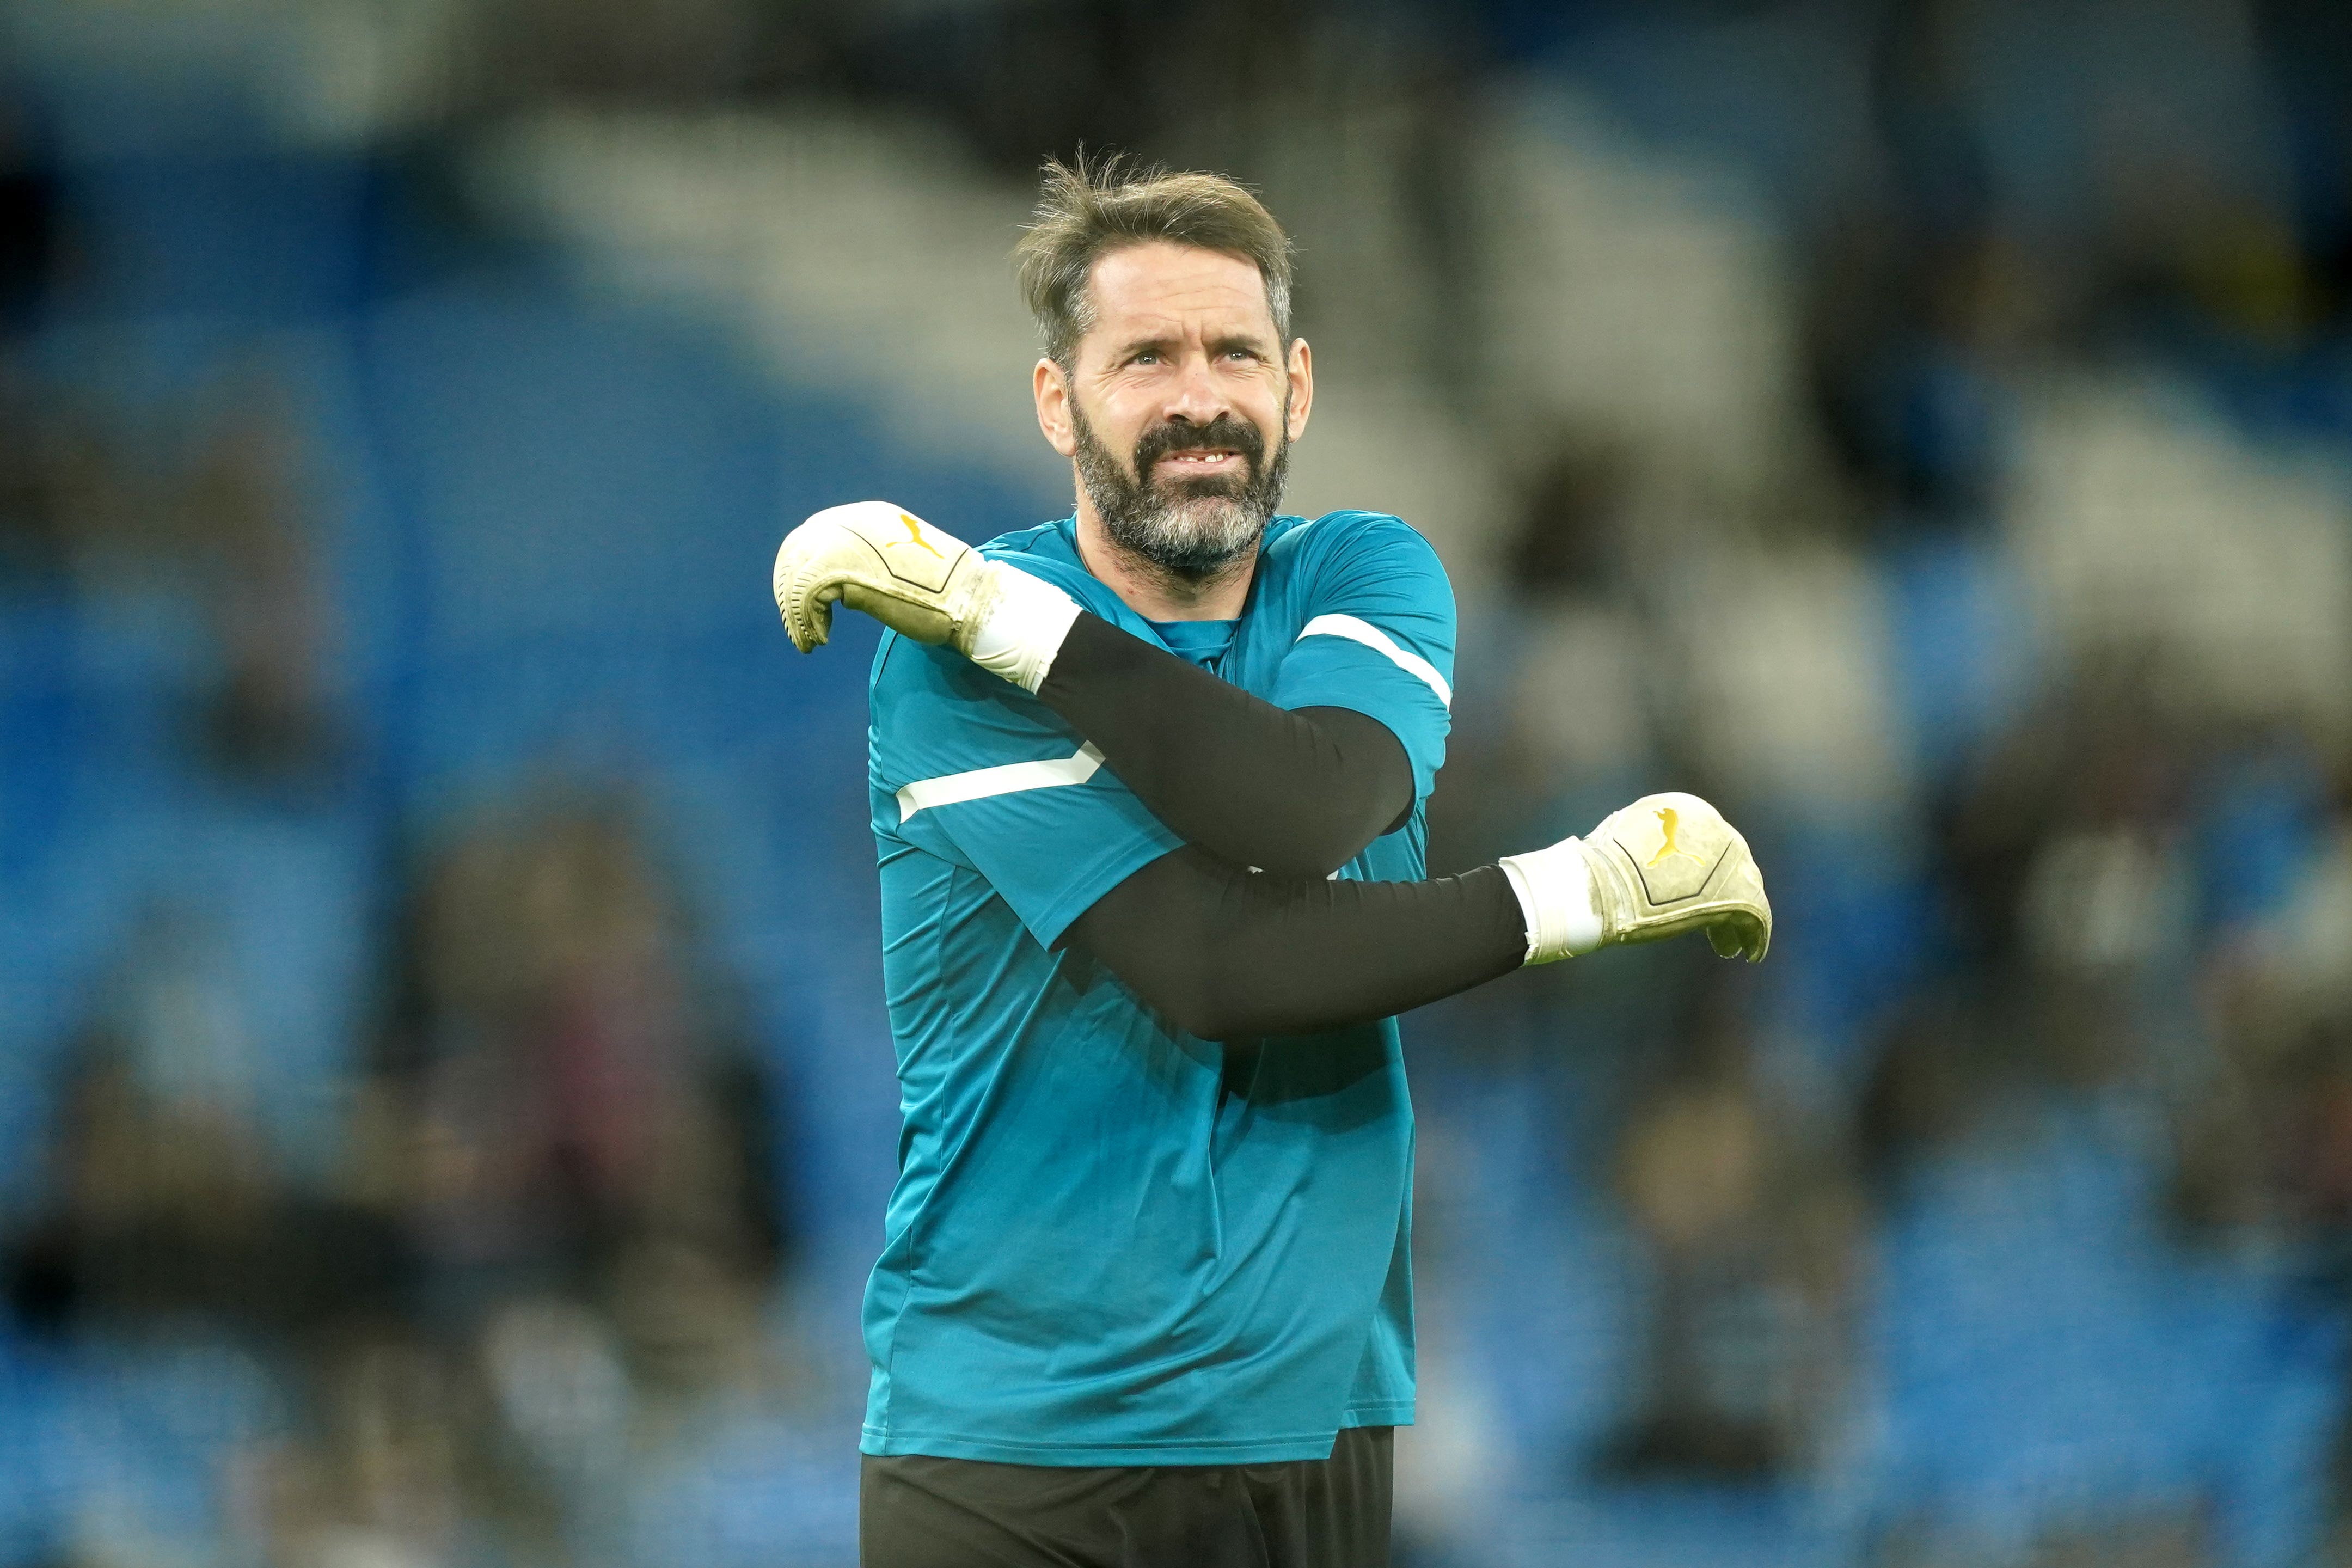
[1498, 792, 1772, 965]
[771, 501, 1081, 693]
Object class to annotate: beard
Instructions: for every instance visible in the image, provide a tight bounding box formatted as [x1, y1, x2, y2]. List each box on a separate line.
[1071, 400, 1290, 583]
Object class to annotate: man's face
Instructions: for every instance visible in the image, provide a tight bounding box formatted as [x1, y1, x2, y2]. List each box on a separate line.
[1037, 241, 1312, 581]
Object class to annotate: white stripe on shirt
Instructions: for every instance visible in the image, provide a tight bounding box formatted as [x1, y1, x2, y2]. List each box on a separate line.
[1295, 614, 1452, 708]
[896, 744, 1105, 823]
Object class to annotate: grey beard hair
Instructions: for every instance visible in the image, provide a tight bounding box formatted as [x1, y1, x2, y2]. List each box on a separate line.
[1070, 402, 1290, 584]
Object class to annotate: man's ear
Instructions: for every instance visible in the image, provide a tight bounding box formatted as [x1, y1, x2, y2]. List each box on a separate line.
[1035, 358, 1078, 458]
[1284, 338, 1314, 443]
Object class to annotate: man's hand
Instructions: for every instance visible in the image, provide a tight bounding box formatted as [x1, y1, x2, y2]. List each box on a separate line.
[772, 501, 1079, 692]
[1498, 792, 1772, 965]
[773, 501, 997, 653]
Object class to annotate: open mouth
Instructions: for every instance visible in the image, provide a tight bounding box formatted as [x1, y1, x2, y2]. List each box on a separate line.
[1154, 448, 1244, 476]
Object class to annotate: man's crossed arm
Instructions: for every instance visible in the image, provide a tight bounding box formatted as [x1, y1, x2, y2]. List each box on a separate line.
[775, 501, 1771, 1039]
[1041, 612, 1413, 879]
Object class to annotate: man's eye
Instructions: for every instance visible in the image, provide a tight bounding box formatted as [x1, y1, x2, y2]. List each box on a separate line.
[1131, 351, 1160, 366]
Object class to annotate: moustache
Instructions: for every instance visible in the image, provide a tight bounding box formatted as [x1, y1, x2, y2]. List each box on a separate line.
[1130, 416, 1267, 484]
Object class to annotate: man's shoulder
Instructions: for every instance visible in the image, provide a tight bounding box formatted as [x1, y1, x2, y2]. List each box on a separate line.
[1267, 509, 1439, 562]
[868, 627, 1013, 712]
[867, 626, 1010, 738]
[1265, 512, 1451, 615]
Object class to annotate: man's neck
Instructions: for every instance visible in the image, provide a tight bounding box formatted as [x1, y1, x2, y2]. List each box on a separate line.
[1073, 505, 1257, 622]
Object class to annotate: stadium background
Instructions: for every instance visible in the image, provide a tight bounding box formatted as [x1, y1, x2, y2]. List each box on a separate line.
[4, 1, 2352, 1564]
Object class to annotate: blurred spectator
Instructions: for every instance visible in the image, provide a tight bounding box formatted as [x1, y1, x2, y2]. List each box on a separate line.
[7, 1042, 290, 1338]
[0, 359, 346, 786]
[259, 1327, 512, 1568]
[177, 383, 345, 786]
[0, 95, 63, 332]
[834, 0, 1315, 179]
[1598, 976, 1863, 1481]
[1803, 217, 2031, 537]
[1491, 436, 1657, 842]
[2166, 807, 2352, 1254]
[358, 796, 789, 1323]
[1937, 669, 2194, 973]
[0, 353, 139, 584]
[1856, 988, 1994, 1191]
[476, 0, 785, 108]
[8, 909, 409, 1346]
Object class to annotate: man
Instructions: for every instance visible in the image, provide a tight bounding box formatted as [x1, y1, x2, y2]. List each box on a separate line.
[771, 157, 1771, 1568]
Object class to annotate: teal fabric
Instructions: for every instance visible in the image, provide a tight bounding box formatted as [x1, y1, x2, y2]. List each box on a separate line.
[860, 511, 1456, 1466]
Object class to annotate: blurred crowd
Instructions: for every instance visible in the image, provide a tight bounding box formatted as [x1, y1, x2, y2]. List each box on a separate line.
[8, 1, 2352, 1565]
[4, 733, 812, 1561]
[0, 154, 828, 1559]
[1407, 2, 2352, 1557]
[3, 782, 823, 1563]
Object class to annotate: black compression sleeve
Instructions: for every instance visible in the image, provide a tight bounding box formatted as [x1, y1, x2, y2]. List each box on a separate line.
[1035, 613, 1413, 878]
[1063, 848, 1528, 1039]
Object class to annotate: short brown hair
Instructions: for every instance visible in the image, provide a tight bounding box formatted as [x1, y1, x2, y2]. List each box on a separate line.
[1014, 154, 1294, 369]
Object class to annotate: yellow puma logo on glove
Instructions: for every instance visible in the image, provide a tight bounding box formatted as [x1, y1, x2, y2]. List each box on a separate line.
[1649, 807, 1707, 868]
[893, 513, 945, 560]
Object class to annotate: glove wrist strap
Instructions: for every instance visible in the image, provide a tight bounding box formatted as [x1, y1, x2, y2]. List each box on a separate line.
[965, 562, 1082, 693]
[1497, 837, 1606, 965]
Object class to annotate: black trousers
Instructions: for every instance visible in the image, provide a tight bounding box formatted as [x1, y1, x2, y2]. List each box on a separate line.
[860, 1427, 1393, 1568]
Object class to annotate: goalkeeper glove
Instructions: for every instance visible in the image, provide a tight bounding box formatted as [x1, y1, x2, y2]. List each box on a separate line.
[771, 501, 1081, 693]
[1498, 792, 1771, 964]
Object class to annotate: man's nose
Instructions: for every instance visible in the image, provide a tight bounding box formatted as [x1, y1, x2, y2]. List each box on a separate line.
[1163, 351, 1229, 427]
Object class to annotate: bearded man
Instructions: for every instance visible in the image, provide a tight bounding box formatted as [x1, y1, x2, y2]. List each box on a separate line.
[770, 157, 1772, 1568]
